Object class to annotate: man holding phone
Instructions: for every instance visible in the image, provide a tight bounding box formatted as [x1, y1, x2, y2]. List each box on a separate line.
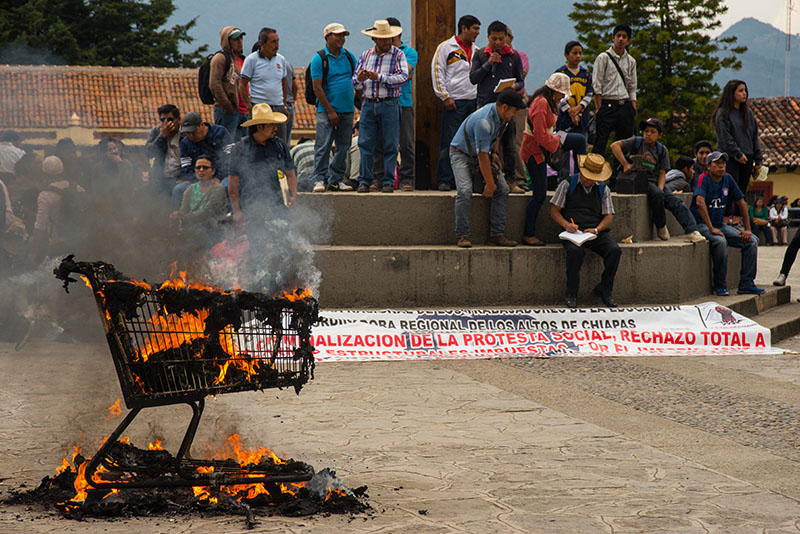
[145, 104, 183, 198]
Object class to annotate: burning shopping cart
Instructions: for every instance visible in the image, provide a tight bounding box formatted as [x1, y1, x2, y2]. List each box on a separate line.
[53, 255, 319, 491]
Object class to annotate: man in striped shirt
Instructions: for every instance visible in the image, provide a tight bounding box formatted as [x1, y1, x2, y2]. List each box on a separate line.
[352, 19, 409, 193]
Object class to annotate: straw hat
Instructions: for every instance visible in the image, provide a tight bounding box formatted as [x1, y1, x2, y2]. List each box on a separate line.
[577, 154, 612, 182]
[545, 72, 572, 97]
[361, 19, 402, 39]
[241, 104, 287, 127]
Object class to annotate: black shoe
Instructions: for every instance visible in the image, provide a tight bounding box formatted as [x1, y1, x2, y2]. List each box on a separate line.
[438, 182, 452, 191]
[381, 184, 394, 193]
[593, 285, 617, 307]
[357, 183, 370, 193]
[565, 295, 577, 309]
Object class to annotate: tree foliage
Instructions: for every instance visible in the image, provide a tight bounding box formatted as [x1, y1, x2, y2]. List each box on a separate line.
[570, 0, 746, 156]
[0, 0, 208, 68]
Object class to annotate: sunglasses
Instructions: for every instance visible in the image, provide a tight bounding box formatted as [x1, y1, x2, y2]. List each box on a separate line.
[195, 165, 213, 170]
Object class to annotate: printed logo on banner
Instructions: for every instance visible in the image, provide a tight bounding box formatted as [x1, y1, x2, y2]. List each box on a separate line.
[705, 305, 742, 326]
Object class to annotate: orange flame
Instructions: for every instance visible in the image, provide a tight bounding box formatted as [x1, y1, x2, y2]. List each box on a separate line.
[279, 287, 313, 302]
[79, 275, 92, 289]
[138, 309, 210, 361]
[148, 439, 164, 451]
[106, 398, 121, 420]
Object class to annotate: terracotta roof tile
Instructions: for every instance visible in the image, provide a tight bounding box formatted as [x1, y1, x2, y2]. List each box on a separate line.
[0, 64, 320, 132]
[750, 97, 800, 167]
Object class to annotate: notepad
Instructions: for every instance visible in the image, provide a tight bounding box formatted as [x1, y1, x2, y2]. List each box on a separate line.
[559, 230, 597, 246]
[278, 169, 290, 206]
[493, 78, 516, 93]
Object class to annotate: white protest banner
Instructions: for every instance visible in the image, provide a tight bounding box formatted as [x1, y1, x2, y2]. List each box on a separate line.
[302, 303, 782, 362]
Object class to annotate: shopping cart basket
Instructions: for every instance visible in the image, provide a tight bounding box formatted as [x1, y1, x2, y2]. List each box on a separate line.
[54, 256, 319, 489]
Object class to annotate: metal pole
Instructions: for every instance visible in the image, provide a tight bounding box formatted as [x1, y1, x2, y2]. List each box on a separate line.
[787, 0, 792, 96]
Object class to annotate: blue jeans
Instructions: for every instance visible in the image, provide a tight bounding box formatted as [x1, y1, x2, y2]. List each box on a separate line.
[451, 149, 509, 237]
[312, 111, 354, 185]
[436, 99, 477, 186]
[286, 104, 294, 143]
[696, 223, 759, 290]
[358, 98, 401, 186]
[524, 132, 587, 237]
[647, 182, 698, 233]
[214, 106, 246, 141]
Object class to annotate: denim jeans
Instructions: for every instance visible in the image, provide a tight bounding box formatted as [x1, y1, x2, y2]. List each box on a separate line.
[312, 111, 354, 186]
[373, 106, 415, 185]
[285, 104, 294, 143]
[451, 149, 509, 237]
[696, 223, 759, 289]
[214, 106, 246, 141]
[647, 182, 698, 233]
[524, 133, 587, 237]
[358, 98, 401, 186]
[436, 99, 477, 186]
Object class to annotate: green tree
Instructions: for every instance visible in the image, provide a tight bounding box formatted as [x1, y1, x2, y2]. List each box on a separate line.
[0, 0, 207, 68]
[570, 0, 746, 157]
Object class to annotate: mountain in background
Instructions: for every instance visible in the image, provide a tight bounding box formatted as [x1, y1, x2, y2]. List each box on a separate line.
[715, 17, 800, 97]
[170, 2, 797, 98]
[169, 0, 575, 89]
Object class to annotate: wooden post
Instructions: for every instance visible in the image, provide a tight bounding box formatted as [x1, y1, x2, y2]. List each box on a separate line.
[411, 0, 455, 190]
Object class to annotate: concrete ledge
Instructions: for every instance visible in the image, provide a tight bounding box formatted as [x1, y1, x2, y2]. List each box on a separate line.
[314, 240, 744, 308]
[298, 191, 691, 247]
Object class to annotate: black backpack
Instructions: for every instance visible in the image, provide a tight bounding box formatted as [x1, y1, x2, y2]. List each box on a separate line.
[304, 49, 355, 106]
[198, 50, 231, 105]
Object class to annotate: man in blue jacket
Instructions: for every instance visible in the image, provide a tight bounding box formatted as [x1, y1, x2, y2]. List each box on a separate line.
[178, 111, 234, 208]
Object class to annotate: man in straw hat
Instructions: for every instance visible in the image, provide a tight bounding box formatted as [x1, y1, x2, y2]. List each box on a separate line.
[228, 103, 295, 226]
[352, 19, 408, 193]
[550, 153, 620, 308]
[450, 89, 525, 248]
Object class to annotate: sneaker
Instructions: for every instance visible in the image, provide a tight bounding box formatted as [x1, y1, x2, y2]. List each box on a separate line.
[381, 184, 394, 193]
[737, 285, 765, 295]
[400, 182, 414, 192]
[357, 183, 370, 193]
[369, 181, 380, 192]
[438, 182, 452, 191]
[327, 181, 353, 192]
[714, 287, 730, 296]
[488, 235, 518, 247]
[457, 236, 472, 248]
[657, 226, 670, 240]
[312, 181, 325, 193]
[684, 230, 706, 243]
[774, 273, 787, 286]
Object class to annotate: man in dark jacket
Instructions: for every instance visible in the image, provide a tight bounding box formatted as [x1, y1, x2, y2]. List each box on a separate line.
[211, 26, 246, 137]
[145, 104, 182, 197]
[469, 20, 524, 190]
[178, 111, 234, 209]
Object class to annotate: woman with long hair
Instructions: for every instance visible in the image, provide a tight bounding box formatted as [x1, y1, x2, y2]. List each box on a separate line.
[520, 73, 586, 246]
[712, 80, 763, 194]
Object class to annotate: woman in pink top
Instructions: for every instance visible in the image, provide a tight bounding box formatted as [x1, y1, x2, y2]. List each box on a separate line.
[520, 73, 586, 245]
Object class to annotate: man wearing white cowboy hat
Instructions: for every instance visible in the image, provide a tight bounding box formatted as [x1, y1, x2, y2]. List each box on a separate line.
[550, 153, 620, 308]
[228, 103, 295, 228]
[352, 19, 409, 193]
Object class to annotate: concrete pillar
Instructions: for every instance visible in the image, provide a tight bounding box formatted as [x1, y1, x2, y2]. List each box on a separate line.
[411, 0, 455, 189]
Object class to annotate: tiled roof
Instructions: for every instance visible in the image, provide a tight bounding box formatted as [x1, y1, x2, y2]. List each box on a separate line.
[0, 64, 318, 131]
[750, 97, 800, 167]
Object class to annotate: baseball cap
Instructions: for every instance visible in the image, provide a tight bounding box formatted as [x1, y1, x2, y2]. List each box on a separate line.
[639, 118, 663, 133]
[496, 89, 525, 109]
[180, 112, 203, 133]
[229, 28, 245, 39]
[323, 23, 349, 37]
[707, 151, 729, 163]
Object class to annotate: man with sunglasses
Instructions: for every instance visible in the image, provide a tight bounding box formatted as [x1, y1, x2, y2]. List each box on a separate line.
[145, 104, 183, 198]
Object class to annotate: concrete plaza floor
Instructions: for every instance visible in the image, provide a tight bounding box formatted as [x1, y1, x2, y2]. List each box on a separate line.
[1, 245, 799, 533]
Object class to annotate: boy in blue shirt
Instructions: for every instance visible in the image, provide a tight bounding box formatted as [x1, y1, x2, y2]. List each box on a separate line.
[691, 151, 764, 296]
[555, 41, 593, 134]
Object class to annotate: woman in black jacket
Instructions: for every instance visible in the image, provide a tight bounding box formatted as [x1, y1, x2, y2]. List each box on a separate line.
[712, 79, 763, 194]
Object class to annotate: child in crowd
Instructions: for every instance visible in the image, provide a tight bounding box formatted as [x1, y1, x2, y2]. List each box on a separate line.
[554, 40, 593, 181]
[610, 118, 705, 243]
[664, 155, 695, 193]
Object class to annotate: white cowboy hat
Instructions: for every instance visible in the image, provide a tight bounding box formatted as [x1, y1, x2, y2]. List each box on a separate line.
[240, 103, 287, 127]
[361, 19, 402, 39]
[577, 154, 613, 182]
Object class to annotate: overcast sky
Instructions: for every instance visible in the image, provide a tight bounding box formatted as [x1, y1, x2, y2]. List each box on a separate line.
[717, 0, 795, 36]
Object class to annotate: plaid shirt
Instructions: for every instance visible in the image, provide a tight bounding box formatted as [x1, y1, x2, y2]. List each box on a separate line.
[551, 178, 615, 215]
[352, 45, 409, 99]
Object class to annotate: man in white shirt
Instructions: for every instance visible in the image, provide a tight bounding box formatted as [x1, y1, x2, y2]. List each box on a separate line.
[240, 27, 290, 142]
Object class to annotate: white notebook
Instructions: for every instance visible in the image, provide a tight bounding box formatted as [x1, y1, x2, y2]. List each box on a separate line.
[493, 78, 516, 93]
[559, 230, 597, 246]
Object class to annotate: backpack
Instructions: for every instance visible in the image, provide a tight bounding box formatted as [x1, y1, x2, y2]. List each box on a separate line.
[631, 136, 665, 164]
[198, 50, 231, 105]
[304, 49, 355, 106]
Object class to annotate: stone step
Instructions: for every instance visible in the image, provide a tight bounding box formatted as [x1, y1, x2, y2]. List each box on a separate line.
[682, 285, 790, 317]
[312, 240, 744, 308]
[751, 300, 800, 343]
[297, 191, 690, 247]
